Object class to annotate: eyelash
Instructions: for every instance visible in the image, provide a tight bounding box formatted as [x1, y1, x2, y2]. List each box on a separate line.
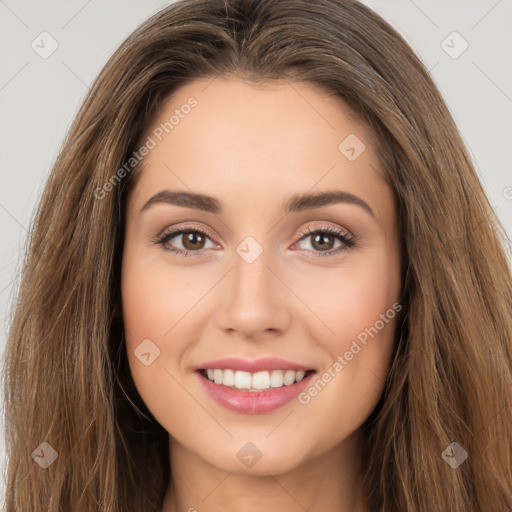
[153, 224, 356, 258]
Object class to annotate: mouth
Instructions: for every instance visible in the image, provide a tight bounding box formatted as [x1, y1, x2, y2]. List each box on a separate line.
[197, 368, 316, 391]
[195, 363, 317, 414]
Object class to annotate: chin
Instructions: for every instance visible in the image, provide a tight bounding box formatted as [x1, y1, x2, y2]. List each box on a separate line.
[199, 436, 309, 476]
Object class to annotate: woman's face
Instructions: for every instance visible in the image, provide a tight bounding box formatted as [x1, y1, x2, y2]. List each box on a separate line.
[121, 76, 401, 475]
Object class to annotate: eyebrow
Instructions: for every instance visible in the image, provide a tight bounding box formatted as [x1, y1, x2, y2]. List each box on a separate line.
[140, 189, 375, 218]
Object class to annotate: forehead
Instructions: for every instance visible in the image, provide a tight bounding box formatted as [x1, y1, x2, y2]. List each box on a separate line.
[128, 77, 392, 224]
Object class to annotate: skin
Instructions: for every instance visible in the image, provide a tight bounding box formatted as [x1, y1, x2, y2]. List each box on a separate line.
[121, 76, 402, 512]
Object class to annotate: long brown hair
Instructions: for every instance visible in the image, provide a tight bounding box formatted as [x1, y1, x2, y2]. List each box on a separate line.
[3, 0, 512, 510]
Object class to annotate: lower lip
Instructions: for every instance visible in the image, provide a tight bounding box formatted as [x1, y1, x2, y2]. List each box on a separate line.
[196, 370, 316, 414]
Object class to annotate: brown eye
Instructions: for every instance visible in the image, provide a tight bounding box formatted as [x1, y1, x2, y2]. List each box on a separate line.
[181, 231, 207, 250]
[309, 232, 337, 251]
[155, 227, 216, 256]
[294, 225, 355, 257]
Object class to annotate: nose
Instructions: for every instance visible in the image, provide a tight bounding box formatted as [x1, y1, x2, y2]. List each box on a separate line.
[215, 248, 291, 340]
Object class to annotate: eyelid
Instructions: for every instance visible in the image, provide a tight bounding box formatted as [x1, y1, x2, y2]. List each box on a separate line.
[157, 221, 353, 243]
[157, 222, 220, 243]
[155, 221, 355, 257]
[295, 223, 353, 241]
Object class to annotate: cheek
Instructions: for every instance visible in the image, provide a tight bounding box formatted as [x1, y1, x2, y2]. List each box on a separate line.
[303, 244, 401, 350]
[297, 312, 398, 453]
[297, 247, 401, 426]
[122, 272, 172, 399]
[332, 268, 398, 346]
[121, 251, 205, 347]
[121, 253, 196, 429]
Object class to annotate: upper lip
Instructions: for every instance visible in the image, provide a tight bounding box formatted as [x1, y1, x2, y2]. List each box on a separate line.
[196, 357, 314, 373]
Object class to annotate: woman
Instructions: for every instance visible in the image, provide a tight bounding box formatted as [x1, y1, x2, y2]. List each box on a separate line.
[3, 0, 512, 511]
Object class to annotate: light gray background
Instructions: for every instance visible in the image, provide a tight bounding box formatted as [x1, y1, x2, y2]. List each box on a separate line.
[1, 0, 511, 505]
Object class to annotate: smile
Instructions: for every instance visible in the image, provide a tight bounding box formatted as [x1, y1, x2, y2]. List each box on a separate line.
[195, 357, 317, 414]
[201, 368, 313, 391]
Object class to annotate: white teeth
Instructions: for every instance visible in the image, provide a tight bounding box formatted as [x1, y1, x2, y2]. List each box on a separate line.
[234, 370, 252, 389]
[223, 369, 235, 387]
[203, 369, 310, 390]
[270, 370, 284, 388]
[283, 370, 296, 386]
[213, 369, 223, 384]
[252, 371, 271, 390]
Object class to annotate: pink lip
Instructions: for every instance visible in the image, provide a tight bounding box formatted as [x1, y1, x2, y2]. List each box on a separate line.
[196, 369, 316, 414]
[197, 357, 313, 373]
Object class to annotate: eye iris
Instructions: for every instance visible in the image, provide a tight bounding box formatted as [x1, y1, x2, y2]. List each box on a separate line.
[182, 231, 205, 250]
[311, 232, 335, 251]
